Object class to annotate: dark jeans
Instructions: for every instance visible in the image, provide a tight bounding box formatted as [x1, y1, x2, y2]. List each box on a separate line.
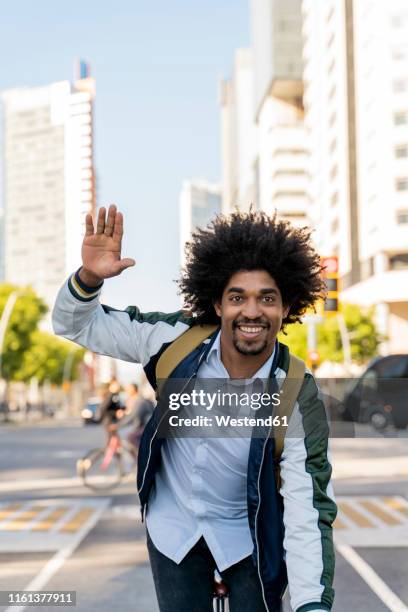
[146, 529, 267, 612]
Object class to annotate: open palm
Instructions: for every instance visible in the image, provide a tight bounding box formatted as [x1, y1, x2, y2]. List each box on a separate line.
[81, 204, 135, 280]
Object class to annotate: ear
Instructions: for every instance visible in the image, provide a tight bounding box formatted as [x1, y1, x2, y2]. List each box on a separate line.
[283, 305, 290, 319]
[213, 300, 222, 318]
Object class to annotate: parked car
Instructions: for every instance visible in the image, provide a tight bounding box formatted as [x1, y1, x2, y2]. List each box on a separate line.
[81, 397, 102, 424]
[343, 354, 408, 430]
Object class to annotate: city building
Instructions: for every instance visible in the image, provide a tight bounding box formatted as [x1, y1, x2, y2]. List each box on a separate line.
[219, 48, 257, 213]
[220, 1, 309, 224]
[251, 0, 309, 225]
[302, 0, 408, 353]
[179, 180, 221, 267]
[1, 60, 96, 318]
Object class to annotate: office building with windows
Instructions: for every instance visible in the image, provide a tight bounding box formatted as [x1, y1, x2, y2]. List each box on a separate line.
[1, 60, 96, 314]
[302, 0, 408, 352]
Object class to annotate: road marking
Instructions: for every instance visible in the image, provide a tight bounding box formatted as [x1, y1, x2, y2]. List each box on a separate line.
[0, 503, 45, 532]
[336, 544, 408, 612]
[0, 499, 110, 552]
[59, 508, 94, 533]
[335, 496, 408, 547]
[32, 506, 70, 531]
[383, 497, 408, 519]
[337, 501, 374, 528]
[333, 456, 408, 480]
[4, 498, 110, 612]
[360, 500, 401, 526]
[0, 502, 23, 520]
[0, 472, 135, 493]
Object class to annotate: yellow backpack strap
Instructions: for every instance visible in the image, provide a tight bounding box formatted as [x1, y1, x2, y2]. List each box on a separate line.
[155, 324, 218, 381]
[273, 354, 306, 462]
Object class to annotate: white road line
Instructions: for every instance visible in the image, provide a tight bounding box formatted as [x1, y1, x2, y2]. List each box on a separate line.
[4, 499, 110, 612]
[0, 473, 135, 493]
[0, 477, 83, 492]
[336, 544, 408, 612]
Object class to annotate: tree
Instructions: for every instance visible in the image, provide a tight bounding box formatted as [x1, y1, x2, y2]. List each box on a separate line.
[279, 303, 382, 365]
[0, 285, 47, 381]
[15, 331, 85, 385]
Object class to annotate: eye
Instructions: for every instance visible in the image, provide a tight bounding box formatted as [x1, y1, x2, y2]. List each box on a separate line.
[262, 295, 276, 303]
[230, 295, 243, 302]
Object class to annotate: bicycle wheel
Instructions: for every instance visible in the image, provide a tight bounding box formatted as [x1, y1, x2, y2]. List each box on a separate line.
[78, 447, 123, 491]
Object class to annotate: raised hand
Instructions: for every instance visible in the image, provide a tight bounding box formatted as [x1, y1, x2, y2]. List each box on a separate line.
[80, 204, 135, 284]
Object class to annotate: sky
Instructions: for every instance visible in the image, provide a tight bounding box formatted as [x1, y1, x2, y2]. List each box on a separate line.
[1, 1, 249, 381]
[2, 0, 249, 310]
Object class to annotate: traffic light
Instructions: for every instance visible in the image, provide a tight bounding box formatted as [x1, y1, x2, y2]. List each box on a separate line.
[321, 256, 339, 314]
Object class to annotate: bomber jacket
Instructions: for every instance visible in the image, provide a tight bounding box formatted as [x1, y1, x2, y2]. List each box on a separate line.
[52, 270, 337, 612]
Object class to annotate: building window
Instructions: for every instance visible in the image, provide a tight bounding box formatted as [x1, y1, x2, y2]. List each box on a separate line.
[329, 164, 338, 180]
[396, 210, 408, 224]
[396, 178, 408, 191]
[331, 191, 339, 206]
[394, 111, 408, 125]
[390, 253, 408, 268]
[395, 145, 408, 158]
[392, 49, 407, 61]
[393, 79, 408, 93]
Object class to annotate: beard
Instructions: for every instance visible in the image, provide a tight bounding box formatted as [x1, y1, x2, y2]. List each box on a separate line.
[232, 318, 270, 355]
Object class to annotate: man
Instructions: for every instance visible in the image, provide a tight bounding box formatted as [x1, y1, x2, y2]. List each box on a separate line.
[52, 204, 336, 612]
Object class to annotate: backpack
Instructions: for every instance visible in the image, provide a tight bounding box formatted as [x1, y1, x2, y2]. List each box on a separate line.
[155, 325, 306, 472]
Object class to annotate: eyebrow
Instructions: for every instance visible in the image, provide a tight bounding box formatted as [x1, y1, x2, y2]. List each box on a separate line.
[227, 287, 279, 295]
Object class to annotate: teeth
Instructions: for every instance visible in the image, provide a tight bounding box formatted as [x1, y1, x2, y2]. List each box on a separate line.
[239, 326, 263, 333]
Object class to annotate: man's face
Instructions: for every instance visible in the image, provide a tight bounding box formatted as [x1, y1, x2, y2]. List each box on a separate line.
[214, 270, 290, 357]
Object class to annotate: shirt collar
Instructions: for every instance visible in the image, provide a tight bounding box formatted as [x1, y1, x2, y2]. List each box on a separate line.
[206, 330, 276, 378]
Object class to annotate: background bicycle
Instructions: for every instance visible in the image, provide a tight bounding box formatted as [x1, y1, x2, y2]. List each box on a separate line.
[77, 430, 138, 491]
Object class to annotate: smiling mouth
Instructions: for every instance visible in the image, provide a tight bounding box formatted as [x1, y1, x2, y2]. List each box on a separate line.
[235, 324, 267, 338]
[238, 326, 265, 333]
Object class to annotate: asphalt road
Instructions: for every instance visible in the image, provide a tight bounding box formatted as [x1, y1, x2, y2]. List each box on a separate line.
[0, 418, 407, 612]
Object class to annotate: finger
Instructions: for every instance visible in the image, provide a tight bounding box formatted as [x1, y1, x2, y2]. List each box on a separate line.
[96, 207, 106, 234]
[85, 214, 94, 236]
[112, 258, 136, 275]
[113, 211, 124, 245]
[105, 204, 117, 237]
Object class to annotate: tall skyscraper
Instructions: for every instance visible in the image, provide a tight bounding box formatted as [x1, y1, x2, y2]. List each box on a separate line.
[302, 0, 408, 352]
[179, 180, 221, 267]
[220, 48, 257, 213]
[1, 60, 96, 314]
[251, 0, 309, 225]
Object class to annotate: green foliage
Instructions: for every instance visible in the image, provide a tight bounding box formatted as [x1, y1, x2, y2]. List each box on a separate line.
[279, 303, 382, 365]
[0, 285, 48, 381]
[15, 331, 85, 385]
[278, 322, 308, 360]
[0, 284, 84, 384]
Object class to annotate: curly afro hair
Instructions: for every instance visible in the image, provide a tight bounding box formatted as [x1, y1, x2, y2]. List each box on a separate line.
[178, 210, 325, 329]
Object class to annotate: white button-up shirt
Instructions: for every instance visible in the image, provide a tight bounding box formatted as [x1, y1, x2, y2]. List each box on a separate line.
[146, 331, 275, 571]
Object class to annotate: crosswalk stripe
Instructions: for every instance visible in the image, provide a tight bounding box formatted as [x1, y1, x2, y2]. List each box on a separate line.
[59, 508, 94, 533]
[31, 507, 70, 532]
[337, 501, 375, 528]
[0, 505, 45, 531]
[382, 497, 408, 519]
[333, 517, 347, 530]
[359, 500, 402, 526]
[0, 502, 23, 520]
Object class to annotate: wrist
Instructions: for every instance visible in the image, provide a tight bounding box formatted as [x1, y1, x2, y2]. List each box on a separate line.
[79, 267, 104, 287]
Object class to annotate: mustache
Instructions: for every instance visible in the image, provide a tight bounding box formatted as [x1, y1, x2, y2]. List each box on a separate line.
[233, 318, 270, 329]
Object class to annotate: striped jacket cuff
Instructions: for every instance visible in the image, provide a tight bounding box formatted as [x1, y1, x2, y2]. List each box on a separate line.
[68, 268, 104, 302]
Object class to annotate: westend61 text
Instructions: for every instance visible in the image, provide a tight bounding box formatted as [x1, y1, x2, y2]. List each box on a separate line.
[168, 390, 281, 411]
[168, 415, 288, 427]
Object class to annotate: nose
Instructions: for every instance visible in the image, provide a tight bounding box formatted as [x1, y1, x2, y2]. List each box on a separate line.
[241, 297, 262, 319]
